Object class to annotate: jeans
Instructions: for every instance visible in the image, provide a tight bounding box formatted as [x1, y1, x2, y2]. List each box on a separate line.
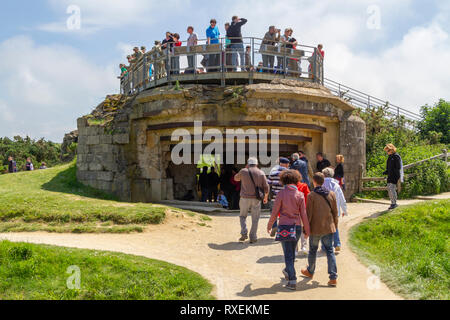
[186, 55, 195, 73]
[262, 54, 275, 72]
[281, 226, 302, 284]
[230, 43, 244, 70]
[207, 54, 220, 72]
[387, 183, 397, 205]
[170, 56, 180, 74]
[307, 234, 338, 280]
[208, 187, 218, 202]
[333, 228, 341, 247]
[239, 198, 261, 240]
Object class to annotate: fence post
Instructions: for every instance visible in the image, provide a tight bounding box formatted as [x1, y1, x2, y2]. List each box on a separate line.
[443, 149, 448, 164]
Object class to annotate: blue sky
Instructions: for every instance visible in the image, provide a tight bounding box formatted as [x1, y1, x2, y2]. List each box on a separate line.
[0, 0, 449, 141]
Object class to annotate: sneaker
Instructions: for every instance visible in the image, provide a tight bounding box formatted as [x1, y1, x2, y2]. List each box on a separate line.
[282, 269, 289, 281]
[239, 235, 248, 242]
[301, 268, 313, 279]
[249, 239, 258, 244]
[270, 227, 278, 237]
[388, 204, 398, 210]
[284, 283, 296, 291]
[335, 246, 341, 252]
[328, 279, 337, 287]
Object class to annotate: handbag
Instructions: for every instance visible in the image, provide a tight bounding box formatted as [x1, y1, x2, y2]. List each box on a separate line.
[248, 168, 264, 201]
[275, 225, 297, 242]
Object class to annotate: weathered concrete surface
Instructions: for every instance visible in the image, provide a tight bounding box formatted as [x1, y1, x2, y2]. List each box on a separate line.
[77, 81, 366, 202]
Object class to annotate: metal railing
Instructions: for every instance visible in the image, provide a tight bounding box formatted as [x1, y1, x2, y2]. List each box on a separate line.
[323, 78, 421, 122]
[119, 37, 324, 95]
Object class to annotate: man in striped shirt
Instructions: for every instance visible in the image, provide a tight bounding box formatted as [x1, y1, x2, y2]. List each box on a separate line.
[267, 157, 290, 236]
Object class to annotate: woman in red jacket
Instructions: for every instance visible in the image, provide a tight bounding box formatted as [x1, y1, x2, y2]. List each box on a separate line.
[296, 173, 310, 255]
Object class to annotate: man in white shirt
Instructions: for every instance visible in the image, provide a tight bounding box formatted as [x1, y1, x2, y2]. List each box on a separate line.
[322, 167, 348, 252]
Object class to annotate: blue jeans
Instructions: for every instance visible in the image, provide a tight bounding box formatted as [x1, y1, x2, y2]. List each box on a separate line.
[281, 226, 302, 284]
[321, 228, 341, 249]
[230, 43, 244, 70]
[307, 233, 338, 280]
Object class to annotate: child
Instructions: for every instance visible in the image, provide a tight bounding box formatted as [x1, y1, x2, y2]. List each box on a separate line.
[217, 190, 229, 209]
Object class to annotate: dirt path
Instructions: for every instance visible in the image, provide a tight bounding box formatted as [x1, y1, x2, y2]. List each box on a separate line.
[2, 197, 445, 300]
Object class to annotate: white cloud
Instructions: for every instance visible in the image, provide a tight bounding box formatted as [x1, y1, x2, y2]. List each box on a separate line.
[42, 0, 190, 32]
[0, 36, 117, 141]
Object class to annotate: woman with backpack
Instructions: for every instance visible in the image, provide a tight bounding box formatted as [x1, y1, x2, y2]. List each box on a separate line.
[267, 169, 310, 291]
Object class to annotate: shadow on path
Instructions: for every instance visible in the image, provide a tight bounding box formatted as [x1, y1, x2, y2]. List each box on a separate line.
[236, 277, 330, 297]
[208, 238, 277, 251]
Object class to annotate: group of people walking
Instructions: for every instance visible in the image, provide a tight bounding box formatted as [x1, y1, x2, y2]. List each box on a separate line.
[231, 144, 402, 290]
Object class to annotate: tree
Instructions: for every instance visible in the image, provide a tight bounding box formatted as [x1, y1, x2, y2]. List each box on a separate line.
[418, 99, 450, 144]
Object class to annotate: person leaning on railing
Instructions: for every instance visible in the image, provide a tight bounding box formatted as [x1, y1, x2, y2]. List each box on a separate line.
[171, 33, 182, 75]
[224, 23, 233, 72]
[262, 26, 281, 72]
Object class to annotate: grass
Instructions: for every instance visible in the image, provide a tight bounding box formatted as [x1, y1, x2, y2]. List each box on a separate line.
[0, 162, 207, 233]
[350, 199, 450, 300]
[0, 240, 214, 300]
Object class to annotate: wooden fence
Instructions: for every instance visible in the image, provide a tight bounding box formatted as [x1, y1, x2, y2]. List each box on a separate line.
[359, 149, 448, 193]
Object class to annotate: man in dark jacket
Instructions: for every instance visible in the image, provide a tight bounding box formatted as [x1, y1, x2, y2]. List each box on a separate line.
[207, 167, 220, 202]
[383, 144, 402, 210]
[316, 152, 331, 172]
[226, 16, 247, 70]
[198, 166, 209, 202]
[290, 153, 310, 186]
[8, 156, 17, 173]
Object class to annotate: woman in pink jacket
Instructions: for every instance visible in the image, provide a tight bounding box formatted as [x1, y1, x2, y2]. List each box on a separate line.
[267, 170, 310, 291]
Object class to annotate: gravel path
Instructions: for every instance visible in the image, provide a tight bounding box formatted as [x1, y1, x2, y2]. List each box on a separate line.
[2, 196, 447, 300]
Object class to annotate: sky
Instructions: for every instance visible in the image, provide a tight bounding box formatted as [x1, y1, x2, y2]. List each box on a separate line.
[0, 0, 449, 142]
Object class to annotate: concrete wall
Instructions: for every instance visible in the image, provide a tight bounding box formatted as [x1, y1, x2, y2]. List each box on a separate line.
[77, 82, 365, 202]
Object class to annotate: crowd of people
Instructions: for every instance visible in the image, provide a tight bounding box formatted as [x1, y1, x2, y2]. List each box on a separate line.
[5, 156, 47, 173]
[194, 144, 402, 290]
[117, 16, 325, 83]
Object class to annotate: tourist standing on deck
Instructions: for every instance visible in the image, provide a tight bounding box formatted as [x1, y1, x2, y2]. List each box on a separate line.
[383, 144, 402, 210]
[206, 19, 220, 72]
[186, 26, 198, 74]
[226, 16, 247, 71]
[301, 172, 339, 287]
[262, 26, 281, 72]
[267, 157, 290, 236]
[322, 167, 347, 253]
[234, 157, 269, 243]
[316, 152, 331, 172]
[267, 169, 310, 291]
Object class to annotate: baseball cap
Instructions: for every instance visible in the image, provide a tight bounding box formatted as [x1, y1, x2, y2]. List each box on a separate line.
[247, 157, 258, 165]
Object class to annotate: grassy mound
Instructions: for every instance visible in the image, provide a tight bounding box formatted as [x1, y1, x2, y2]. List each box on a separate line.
[350, 199, 450, 300]
[0, 162, 199, 233]
[0, 240, 214, 300]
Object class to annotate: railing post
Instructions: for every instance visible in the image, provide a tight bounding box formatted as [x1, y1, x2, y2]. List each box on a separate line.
[167, 47, 171, 85]
[143, 55, 147, 90]
[443, 149, 448, 164]
[250, 37, 255, 84]
[221, 38, 225, 87]
[283, 44, 287, 79]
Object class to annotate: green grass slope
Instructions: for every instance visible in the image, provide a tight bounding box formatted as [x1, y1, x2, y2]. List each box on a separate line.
[0, 162, 179, 233]
[0, 240, 214, 300]
[350, 200, 450, 300]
